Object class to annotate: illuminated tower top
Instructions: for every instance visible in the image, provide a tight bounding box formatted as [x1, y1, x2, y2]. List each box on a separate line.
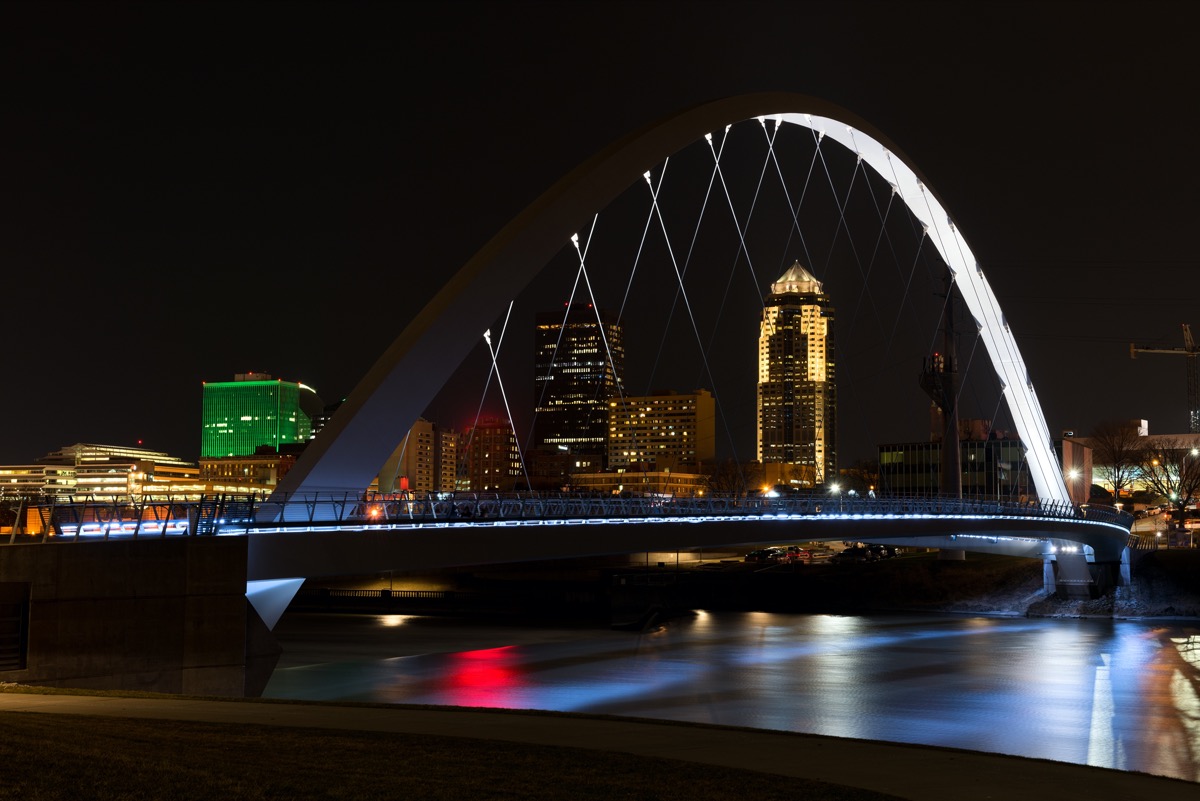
[770, 262, 823, 296]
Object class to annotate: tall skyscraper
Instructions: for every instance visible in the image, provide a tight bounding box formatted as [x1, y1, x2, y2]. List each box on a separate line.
[200, 373, 324, 458]
[757, 261, 837, 488]
[532, 303, 624, 463]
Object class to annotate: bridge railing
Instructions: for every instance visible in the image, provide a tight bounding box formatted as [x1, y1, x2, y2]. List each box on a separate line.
[1, 491, 1133, 542]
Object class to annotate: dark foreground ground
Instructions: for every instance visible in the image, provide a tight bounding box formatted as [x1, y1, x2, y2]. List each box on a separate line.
[0, 696, 903, 801]
[4, 687, 1199, 801]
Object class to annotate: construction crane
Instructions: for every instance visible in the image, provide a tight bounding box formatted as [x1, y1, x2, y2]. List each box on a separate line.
[1130, 323, 1200, 432]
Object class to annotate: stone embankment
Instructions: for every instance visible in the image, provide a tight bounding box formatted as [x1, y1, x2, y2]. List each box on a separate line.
[933, 549, 1200, 619]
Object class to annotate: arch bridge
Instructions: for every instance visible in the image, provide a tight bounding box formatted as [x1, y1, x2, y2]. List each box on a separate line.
[224, 91, 1133, 615]
[14, 491, 1136, 629]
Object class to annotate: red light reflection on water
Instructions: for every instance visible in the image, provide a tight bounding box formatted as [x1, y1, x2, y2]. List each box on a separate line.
[438, 646, 523, 707]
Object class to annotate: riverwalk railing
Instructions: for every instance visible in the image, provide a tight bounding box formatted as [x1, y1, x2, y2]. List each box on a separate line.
[1, 491, 1134, 543]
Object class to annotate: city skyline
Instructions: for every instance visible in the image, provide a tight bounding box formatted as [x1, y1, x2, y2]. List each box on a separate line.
[4, 1, 1198, 471]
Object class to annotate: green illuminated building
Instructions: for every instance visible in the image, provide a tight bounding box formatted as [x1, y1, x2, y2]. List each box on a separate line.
[201, 373, 324, 458]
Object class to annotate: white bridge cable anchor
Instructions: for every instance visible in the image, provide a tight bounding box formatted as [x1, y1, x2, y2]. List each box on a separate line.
[482, 302, 531, 490]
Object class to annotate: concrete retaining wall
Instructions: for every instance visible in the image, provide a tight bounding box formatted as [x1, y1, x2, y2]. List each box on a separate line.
[0, 537, 266, 697]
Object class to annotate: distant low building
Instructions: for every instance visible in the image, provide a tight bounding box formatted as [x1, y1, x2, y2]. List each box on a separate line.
[569, 469, 708, 498]
[199, 445, 302, 489]
[878, 424, 1091, 506]
[0, 443, 277, 502]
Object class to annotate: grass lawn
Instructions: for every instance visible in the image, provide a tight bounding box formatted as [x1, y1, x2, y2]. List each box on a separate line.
[0, 690, 905, 801]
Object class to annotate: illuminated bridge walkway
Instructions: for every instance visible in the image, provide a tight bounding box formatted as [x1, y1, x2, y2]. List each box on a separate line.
[12, 492, 1135, 584]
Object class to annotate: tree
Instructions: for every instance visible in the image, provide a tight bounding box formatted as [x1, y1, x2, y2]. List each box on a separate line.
[1088, 420, 1144, 504]
[1136, 438, 1200, 529]
[838, 459, 880, 496]
[705, 459, 763, 497]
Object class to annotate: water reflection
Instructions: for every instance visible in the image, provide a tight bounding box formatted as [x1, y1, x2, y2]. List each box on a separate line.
[264, 611, 1200, 782]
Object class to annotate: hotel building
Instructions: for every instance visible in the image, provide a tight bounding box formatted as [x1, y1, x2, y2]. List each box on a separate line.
[608, 389, 715, 473]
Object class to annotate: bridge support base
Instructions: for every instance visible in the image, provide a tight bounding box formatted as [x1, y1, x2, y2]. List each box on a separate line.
[0, 536, 259, 696]
[937, 549, 966, 561]
[1054, 552, 1099, 600]
[1043, 555, 1056, 595]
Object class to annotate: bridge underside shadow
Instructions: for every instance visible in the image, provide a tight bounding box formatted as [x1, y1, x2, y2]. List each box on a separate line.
[246, 516, 1127, 588]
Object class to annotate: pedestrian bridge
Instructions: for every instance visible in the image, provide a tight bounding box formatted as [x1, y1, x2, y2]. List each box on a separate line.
[14, 491, 1134, 587]
[0, 490, 1139, 699]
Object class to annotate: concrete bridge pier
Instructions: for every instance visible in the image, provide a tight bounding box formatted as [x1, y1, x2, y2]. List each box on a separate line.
[1054, 551, 1096, 599]
[1086, 549, 1131, 597]
[1048, 548, 1131, 600]
[1042, 554, 1056, 595]
[0, 537, 277, 698]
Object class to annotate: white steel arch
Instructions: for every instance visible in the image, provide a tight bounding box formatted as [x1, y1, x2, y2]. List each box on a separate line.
[775, 114, 1068, 504]
[271, 93, 1069, 504]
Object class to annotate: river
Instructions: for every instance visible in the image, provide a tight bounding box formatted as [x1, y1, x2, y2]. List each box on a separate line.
[263, 610, 1200, 783]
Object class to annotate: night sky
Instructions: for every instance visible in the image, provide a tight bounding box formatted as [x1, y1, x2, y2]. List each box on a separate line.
[4, 1, 1198, 471]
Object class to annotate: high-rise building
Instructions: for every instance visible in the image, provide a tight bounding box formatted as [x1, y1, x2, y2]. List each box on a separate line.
[757, 261, 837, 488]
[200, 373, 324, 458]
[378, 417, 458, 494]
[532, 304, 624, 463]
[458, 417, 522, 492]
[608, 389, 716, 473]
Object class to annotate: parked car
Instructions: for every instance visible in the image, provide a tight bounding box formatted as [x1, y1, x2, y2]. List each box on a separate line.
[783, 545, 813, 562]
[832, 547, 870, 564]
[745, 547, 786, 563]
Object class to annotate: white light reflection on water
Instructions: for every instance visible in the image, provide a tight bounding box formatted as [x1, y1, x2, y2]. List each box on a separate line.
[264, 611, 1200, 783]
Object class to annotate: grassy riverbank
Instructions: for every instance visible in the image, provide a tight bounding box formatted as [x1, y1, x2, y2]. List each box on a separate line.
[0, 689, 906, 801]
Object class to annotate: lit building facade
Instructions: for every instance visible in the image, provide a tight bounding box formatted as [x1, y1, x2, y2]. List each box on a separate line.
[532, 304, 624, 463]
[36, 443, 200, 498]
[0, 464, 77, 499]
[878, 435, 1089, 505]
[383, 417, 458, 494]
[200, 372, 323, 458]
[199, 448, 301, 488]
[458, 417, 522, 492]
[608, 389, 715, 472]
[570, 470, 708, 497]
[757, 261, 837, 488]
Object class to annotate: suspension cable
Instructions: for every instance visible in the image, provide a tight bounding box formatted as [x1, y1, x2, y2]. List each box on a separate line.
[644, 133, 744, 476]
[482, 305, 531, 490]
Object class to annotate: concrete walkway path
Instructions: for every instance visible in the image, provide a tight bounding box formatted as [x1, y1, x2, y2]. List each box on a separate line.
[1, 692, 1196, 801]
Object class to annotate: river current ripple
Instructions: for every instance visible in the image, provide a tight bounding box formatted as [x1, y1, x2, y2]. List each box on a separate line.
[264, 611, 1200, 783]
